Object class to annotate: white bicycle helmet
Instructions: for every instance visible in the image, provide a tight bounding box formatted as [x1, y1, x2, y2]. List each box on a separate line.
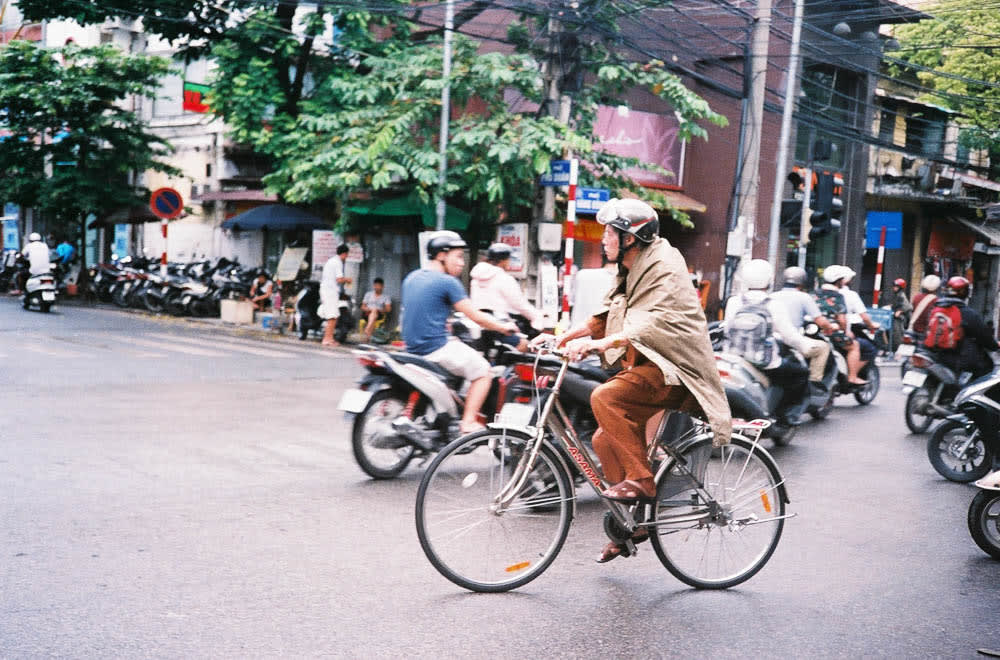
[28, 232, 41, 242]
[741, 259, 774, 290]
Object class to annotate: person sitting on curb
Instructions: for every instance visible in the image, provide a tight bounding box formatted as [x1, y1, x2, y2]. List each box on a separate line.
[360, 277, 392, 342]
[248, 272, 274, 311]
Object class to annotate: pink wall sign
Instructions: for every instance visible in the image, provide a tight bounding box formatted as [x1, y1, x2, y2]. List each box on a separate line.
[594, 106, 684, 188]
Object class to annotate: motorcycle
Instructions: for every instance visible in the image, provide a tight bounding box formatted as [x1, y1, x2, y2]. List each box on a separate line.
[22, 268, 57, 312]
[901, 342, 985, 434]
[337, 326, 534, 479]
[927, 362, 1000, 483]
[804, 323, 880, 407]
[294, 281, 324, 340]
[968, 468, 1000, 560]
[714, 347, 808, 447]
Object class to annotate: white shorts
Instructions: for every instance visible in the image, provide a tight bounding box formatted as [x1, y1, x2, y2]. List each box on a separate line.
[423, 338, 491, 382]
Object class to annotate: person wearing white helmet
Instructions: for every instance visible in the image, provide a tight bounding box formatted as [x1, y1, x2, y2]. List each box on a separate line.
[837, 267, 880, 366]
[401, 230, 518, 434]
[549, 198, 731, 564]
[16, 231, 51, 292]
[908, 274, 941, 335]
[816, 266, 866, 385]
[723, 259, 811, 427]
[770, 265, 833, 386]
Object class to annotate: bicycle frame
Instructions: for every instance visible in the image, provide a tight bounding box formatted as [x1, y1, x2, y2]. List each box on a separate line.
[493, 352, 763, 545]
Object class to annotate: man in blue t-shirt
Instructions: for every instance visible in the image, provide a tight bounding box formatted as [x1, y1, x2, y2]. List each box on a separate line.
[402, 231, 518, 434]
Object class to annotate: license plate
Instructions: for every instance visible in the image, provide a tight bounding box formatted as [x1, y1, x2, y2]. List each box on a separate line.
[338, 388, 373, 414]
[41, 291, 55, 301]
[902, 370, 927, 388]
[495, 402, 536, 427]
[896, 344, 915, 357]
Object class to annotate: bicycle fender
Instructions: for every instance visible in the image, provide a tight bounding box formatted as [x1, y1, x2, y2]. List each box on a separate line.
[658, 431, 791, 505]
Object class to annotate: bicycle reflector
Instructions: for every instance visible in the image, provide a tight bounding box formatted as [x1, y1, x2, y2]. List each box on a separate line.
[505, 561, 531, 573]
[760, 490, 772, 513]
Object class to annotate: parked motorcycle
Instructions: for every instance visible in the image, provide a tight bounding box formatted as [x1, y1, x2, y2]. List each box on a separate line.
[338, 327, 533, 479]
[294, 281, 324, 340]
[968, 468, 1000, 560]
[927, 363, 1000, 482]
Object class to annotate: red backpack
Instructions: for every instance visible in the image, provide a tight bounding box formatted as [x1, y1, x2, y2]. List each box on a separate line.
[924, 305, 964, 350]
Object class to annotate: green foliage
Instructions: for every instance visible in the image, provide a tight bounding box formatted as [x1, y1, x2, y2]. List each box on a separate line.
[891, 0, 1000, 155]
[16, 0, 729, 229]
[0, 41, 176, 236]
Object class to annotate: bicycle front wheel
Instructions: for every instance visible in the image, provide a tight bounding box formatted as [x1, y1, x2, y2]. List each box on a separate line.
[650, 435, 786, 589]
[415, 428, 574, 593]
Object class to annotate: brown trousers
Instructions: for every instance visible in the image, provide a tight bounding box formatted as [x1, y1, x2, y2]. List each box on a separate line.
[590, 362, 698, 484]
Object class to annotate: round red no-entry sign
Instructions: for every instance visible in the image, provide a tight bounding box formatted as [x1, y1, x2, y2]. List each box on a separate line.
[150, 187, 184, 219]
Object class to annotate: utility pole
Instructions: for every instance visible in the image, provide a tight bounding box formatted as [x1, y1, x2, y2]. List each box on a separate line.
[434, 0, 454, 231]
[766, 0, 805, 270]
[735, 0, 772, 264]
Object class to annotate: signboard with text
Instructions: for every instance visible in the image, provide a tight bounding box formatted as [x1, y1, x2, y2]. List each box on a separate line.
[576, 187, 610, 214]
[865, 211, 903, 249]
[539, 160, 571, 187]
[497, 223, 528, 278]
[311, 229, 339, 281]
[594, 105, 684, 187]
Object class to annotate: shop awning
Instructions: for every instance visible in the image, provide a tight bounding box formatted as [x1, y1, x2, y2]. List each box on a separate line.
[952, 217, 1000, 246]
[221, 204, 329, 231]
[620, 188, 707, 213]
[344, 192, 471, 231]
[193, 190, 279, 203]
[88, 206, 159, 228]
[927, 220, 976, 259]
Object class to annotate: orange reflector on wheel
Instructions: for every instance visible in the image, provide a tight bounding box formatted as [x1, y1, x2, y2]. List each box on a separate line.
[759, 490, 772, 513]
[505, 561, 531, 573]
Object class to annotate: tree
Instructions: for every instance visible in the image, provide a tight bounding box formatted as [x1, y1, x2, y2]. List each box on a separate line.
[0, 41, 176, 239]
[890, 0, 1000, 164]
[14, 2, 728, 229]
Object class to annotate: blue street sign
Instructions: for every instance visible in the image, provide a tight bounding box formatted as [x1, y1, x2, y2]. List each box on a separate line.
[540, 160, 571, 186]
[865, 210, 903, 249]
[114, 224, 129, 258]
[576, 187, 610, 214]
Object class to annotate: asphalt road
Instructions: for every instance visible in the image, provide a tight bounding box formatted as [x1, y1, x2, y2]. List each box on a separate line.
[1, 298, 998, 658]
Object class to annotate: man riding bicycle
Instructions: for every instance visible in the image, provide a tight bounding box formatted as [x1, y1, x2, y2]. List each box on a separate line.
[551, 198, 731, 563]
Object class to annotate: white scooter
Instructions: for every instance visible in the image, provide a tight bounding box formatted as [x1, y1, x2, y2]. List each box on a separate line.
[23, 269, 57, 313]
[969, 469, 1000, 560]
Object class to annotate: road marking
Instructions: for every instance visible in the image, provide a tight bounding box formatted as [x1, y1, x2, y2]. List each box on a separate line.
[123, 336, 229, 357]
[22, 343, 88, 358]
[182, 333, 351, 358]
[145, 332, 296, 359]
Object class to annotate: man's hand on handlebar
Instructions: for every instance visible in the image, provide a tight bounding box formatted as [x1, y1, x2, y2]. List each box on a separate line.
[564, 337, 605, 362]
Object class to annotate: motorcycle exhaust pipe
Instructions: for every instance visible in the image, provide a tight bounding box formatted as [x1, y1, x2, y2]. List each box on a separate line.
[391, 417, 436, 452]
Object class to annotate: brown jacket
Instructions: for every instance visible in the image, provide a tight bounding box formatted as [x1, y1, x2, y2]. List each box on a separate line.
[597, 237, 732, 446]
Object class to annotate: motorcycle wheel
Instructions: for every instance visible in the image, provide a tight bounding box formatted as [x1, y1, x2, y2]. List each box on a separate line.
[927, 420, 992, 483]
[904, 388, 934, 434]
[854, 363, 880, 405]
[143, 291, 165, 314]
[352, 390, 416, 479]
[809, 389, 835, 420]
[968, 490, 1000, 560]
[39, 301, 51, 313]
[111, 285, 129, 308]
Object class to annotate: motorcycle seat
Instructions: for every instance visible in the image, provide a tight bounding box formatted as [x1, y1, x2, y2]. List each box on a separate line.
[392, 353, 464, 386]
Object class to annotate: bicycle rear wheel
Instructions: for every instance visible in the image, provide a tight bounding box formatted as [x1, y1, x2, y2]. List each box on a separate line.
[649, 435, 786, 589]
[415, 428, 574, 593]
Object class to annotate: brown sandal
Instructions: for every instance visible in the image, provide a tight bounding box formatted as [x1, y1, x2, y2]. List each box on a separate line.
[601, 478, 656, 504]
[595, 529, 650, 564]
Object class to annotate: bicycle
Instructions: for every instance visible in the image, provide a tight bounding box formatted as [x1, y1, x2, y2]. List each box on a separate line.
[415, 341, 793, 593]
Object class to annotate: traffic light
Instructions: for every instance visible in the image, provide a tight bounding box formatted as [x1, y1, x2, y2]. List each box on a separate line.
[808, 171, 837, 240]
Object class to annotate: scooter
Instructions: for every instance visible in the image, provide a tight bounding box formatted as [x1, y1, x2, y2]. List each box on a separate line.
[337, 325, 532, 479]
[927, 361, 1000, 483]
[714, 346, 808, 447]
[22, 269, 57, 312]
[968, 468, 1000, 560]
[294, 281, 324, 340]
[804, 323, 880, 407]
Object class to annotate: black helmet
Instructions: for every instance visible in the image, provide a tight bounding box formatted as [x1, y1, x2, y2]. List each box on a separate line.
[486, 242, 513, 262]
[426, 230, 467, 259]
[596, 198, 659, 244]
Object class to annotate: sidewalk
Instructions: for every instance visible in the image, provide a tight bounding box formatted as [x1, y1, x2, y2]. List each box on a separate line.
[50, 295, 372, 352]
